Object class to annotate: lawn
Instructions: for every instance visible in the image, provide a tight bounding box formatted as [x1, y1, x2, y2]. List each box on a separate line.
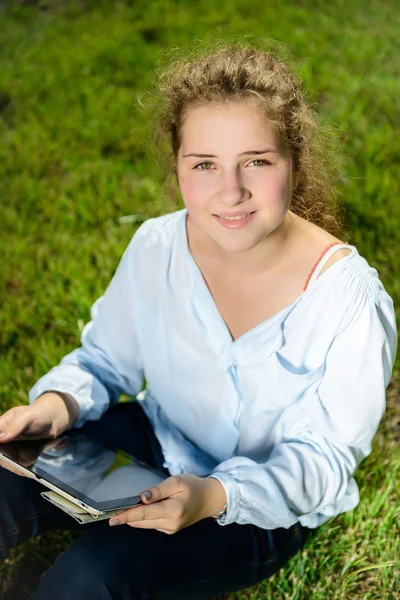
[0, 0, 399, 598]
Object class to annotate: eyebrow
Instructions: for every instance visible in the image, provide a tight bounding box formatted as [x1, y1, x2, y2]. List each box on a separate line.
[182, 149, 278, 158]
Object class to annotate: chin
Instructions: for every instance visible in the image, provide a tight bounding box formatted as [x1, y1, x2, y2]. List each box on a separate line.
[215, 238, 262, 255]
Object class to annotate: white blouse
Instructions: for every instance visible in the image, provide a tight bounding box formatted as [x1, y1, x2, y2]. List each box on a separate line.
[29, 209, 398, 530]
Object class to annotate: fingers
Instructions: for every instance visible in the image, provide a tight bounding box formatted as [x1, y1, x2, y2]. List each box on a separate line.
[139, 475, 186, 505]
[109, 496, 186, 533]
[0, 408, 17, 440]
[108, 475, 196, 531]
[126, 520, 173, 533]
[0, 406, 46, 442]
[0, 407, 30, 442]
[111, 515, 176, 534]
[110, 498, 169, 526]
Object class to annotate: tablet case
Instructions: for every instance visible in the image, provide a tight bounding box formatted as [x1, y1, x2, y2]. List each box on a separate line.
[40, 490, 127, 524]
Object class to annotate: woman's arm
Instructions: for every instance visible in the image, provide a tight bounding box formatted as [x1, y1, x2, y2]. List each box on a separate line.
[28, 227, 147, 430]
[208, 286, 398, 529]
[34, 391, 80, 432]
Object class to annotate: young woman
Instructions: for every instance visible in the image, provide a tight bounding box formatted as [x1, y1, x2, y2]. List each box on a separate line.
[0, 43, 397, 599]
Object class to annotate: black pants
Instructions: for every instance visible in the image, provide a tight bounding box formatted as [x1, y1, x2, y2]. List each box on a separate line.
[0, 400, 311, 599]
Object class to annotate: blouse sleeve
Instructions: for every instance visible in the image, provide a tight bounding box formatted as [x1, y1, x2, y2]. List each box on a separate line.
[28, 228, 146, 429]
[208, 284, 398, 529]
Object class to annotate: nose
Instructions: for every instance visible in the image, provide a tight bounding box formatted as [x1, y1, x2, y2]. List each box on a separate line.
[217, 168, 249, 206]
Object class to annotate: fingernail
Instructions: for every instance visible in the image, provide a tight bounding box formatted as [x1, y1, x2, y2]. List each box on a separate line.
[109, 519, 120, 527]
[0, 432, 9, 440]
[142, 491, 152, 500]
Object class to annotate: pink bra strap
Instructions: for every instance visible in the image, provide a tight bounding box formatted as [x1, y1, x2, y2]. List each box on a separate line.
[303, 242, 347, 292]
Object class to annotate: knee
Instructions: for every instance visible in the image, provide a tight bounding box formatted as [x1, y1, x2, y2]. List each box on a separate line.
[32, 526, 154, 600]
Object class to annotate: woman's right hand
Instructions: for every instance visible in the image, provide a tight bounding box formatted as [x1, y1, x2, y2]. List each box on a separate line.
[0, 392, 80, 443]
[0, 392, 79, 476]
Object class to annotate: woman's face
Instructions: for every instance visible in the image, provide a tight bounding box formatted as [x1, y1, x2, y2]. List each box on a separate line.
[177, 101, 298, 260]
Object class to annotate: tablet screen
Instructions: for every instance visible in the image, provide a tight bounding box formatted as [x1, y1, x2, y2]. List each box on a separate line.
[0, 434, 167, 511]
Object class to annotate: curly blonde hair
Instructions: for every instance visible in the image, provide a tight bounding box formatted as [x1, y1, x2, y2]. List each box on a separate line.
[140, 40, 346, 237]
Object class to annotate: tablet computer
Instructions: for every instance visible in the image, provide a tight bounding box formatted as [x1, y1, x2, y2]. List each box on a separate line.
[0, 434, 168, 519]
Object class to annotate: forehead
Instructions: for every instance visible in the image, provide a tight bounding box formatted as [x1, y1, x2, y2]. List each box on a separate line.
[179, 101, 279, 148]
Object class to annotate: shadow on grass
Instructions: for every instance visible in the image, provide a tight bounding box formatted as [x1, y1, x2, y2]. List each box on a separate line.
[0, 530, 82, 600]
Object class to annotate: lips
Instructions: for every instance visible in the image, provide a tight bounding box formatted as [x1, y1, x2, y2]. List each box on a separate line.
[214, 211, 256, 218]
[212, 211, 257, 229]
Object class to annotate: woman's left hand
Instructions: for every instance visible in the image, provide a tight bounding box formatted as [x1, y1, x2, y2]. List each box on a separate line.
[108, 474, 227, 534]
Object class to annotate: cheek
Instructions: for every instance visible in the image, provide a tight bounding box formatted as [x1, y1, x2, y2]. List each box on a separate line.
[179, 176, 210, 207]
[259, 170, 293, 201]
[178, 178, 194, 205]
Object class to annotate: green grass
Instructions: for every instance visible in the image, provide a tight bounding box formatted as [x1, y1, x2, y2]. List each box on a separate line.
[0, 0, 399, 598]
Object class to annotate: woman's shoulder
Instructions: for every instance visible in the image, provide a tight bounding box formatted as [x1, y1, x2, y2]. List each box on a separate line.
[290, 213, 393, 316]
[289, 211, 353, 282]
[137, 209, 184, 232]
[132, 209, 185, 247]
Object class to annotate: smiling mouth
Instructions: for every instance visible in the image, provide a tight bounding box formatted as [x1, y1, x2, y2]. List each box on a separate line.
[214, 211, 256, 221]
